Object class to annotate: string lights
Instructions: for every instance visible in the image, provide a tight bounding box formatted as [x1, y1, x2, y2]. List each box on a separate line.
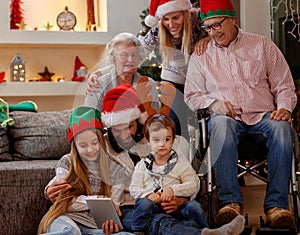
[270, 0, 300, 41]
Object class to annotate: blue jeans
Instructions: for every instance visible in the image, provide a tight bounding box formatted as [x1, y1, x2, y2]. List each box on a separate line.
[43, 215, 133, 235]
[207, 113, 293, 211]
[131, 198, 208, 232]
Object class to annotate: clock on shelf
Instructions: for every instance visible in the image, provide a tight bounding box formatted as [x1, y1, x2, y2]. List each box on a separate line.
[56, 6, 77, 31]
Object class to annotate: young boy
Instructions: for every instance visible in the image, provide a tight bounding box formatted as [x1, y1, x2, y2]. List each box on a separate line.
[129, 114, 206, 233]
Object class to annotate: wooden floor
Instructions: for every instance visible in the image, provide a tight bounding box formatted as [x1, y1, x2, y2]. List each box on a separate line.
[241, 182, 266, 234]
[240, 175, 299, 235]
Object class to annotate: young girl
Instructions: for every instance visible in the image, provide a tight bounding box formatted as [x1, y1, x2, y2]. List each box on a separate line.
[129, 114, 245, 235]
[38, 106, 132, 235]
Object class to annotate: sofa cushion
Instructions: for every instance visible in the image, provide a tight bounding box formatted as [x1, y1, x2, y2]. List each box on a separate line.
[0, 160, 57, 234]
[9, 109, 72, 160]
[0, 127, 12, 161]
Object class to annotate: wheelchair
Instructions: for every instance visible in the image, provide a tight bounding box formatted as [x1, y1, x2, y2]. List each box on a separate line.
[191, 109, 300, 235]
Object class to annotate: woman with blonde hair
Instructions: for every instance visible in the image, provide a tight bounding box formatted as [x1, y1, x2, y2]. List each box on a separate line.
[141, 0, 210, 138]
[38, 106, 132, 235]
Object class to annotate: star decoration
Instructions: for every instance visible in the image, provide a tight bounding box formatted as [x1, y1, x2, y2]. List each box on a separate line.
[38, 67, 55, 81]
[16, 21, 27, 30]
[86, 24, 96, 31]
[43, 22, 53, 31]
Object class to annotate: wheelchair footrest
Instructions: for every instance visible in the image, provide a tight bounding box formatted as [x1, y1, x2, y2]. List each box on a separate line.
[256, 227, 297, 235]
[240, 224, 252, 235]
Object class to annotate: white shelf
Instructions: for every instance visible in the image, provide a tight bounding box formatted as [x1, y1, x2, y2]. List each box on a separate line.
[0, 82, 85, 97]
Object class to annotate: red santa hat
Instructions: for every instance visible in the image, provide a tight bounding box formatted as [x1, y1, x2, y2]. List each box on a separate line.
[72, 56, 87, 81]
[200, 0, 236, 21]
[101, 84, 148, 128]
[145, 0, 192, 28]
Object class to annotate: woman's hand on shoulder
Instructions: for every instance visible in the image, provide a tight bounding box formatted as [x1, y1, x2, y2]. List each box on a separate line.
[194, 36, 211, 55]
[85, 73, 102, 96]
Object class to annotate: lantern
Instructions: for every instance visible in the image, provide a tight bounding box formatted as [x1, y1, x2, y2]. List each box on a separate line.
[10, 53, 26, 82]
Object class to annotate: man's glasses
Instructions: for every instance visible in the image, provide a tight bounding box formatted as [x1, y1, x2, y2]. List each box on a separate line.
[201, 17, 228, 33]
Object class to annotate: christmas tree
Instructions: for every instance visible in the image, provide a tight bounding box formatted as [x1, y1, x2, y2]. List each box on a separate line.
[137, 8, 162, 82]
[10, 0, 24, 30]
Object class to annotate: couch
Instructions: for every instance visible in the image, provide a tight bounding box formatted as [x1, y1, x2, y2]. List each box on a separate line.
[0, 109, 72, 235]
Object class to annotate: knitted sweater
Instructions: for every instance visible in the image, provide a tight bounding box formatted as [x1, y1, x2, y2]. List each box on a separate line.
[55, 154, 102, 229]
[129, 150, 200, 200]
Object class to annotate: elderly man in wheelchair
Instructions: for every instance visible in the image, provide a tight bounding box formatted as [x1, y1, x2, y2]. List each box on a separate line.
[184, 0, 298, 231]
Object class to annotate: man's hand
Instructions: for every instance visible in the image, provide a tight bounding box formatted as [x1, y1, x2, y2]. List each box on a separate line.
[85, 74, 102, 96]
[160, 196, 188, 214]
[46, 181, 72, 203]
[209, 100, 237, 118]
[270, 108, 292, 123]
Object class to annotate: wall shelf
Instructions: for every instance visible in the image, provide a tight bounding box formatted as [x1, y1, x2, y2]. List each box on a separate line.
[0, 82, 85, 97]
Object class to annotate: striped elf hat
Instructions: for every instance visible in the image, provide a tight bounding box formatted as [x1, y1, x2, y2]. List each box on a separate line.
[200, 0, 236, 21]
[67, 106, 103, 143]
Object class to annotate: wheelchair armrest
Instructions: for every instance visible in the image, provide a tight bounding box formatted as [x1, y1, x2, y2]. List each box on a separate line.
[196, 108, 211, 120]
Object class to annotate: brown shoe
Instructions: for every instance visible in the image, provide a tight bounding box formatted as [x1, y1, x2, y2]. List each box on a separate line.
[265, 207, 295, 228]
[216, 203, 241, 225]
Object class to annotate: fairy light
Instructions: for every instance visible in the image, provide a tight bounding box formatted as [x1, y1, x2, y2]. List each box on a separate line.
[271, 0, 300, 42]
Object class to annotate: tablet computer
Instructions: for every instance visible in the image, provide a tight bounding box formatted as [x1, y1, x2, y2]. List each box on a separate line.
[86, 198, 123, 230]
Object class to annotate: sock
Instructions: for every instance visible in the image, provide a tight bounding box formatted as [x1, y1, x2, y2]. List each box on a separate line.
[201, 215, 245, 235]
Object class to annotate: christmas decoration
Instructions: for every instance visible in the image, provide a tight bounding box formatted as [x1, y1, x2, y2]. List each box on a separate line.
[0, 71, 5, 83]
[72, 56, 88, 82]
[86, 0, 96, 31]
[15, 20, 27, 30]
[271, 0, 300, 41]
[137, 8, 162, 81]
[10, 0, 24, 30]
[43, 22, 53, 31]
[38, 67, 55, 81]
[10, 53, 26, 82]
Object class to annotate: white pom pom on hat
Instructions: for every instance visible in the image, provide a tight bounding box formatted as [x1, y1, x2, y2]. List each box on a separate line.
[145, 0, 192, 27]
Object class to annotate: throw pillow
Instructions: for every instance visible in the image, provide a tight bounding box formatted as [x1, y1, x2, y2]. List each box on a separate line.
[9, 109, 72, 160]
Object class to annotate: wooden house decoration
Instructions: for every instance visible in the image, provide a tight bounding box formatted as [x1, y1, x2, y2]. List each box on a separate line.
[10, 53, 26, 82]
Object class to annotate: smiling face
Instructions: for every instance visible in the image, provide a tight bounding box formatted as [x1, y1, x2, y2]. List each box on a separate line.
[114, 43, 140, 76]
[110, 121, 138, 149]
[161, 11, 184, 38]
[203, 17, 238, 47]
[74, 129, 100, 162]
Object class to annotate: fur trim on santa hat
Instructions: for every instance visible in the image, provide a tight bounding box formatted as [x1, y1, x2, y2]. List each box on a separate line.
[101, 106, 141, 128]
[101, 84, 147, 128]
[145, 0, 192, 28]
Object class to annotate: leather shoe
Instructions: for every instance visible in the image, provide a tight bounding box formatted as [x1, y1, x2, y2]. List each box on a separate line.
[216, 202, 241, 225]
[265, 207, 295, 228]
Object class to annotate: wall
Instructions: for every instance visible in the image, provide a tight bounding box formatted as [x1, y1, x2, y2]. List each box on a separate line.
[240, 0, 271, 38]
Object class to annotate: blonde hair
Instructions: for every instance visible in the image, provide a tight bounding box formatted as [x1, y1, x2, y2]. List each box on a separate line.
[38, 130, 110, 234]
[159, 10, 192, 65]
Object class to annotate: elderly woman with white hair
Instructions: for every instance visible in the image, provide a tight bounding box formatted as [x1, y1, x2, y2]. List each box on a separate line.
[84, 32, 159, 113]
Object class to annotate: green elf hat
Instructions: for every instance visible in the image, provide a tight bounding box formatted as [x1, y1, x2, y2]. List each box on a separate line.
[200, 0, 236, 21]
[67, 106, 103, 143]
